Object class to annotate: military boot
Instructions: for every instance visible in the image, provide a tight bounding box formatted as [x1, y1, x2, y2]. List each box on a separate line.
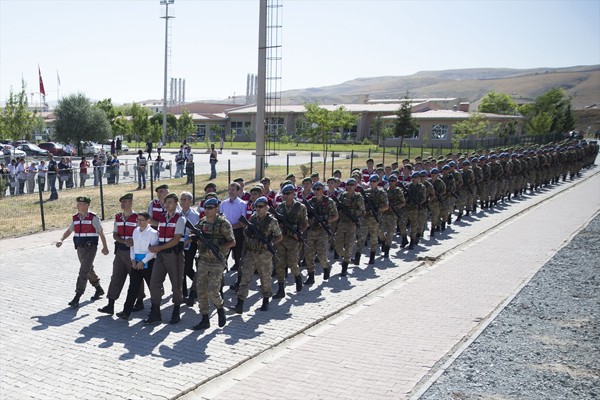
[383, 244, 390, 258]
[217, 307, 226, 327]
[333, 251, 339, 260]
[192, 314, 210, 330]
[185, 290, 197, 307]
[341, 261, 349, 277]
[295, 275, 303, 292]
[144, 303, 162, 324]
[98, 299, 115, 315]
[304, 272, 315, 285]
[430, 228, 435, 238]
[456, 212, 463, 222]
[169, 304, 181, 324]
[465, 210, 470, 216]
[273, 283, 285, 299]
[323, 267, 331, 280]
[91, 285, 105, 301]
[408, 239, 415, 250]
[368, 251, 376, 265]
[260, 297, 269, 311]
[401, 235, 409, 248]
[447, 215, 452, 224]
[352, 252, 361, 265]
[234, 298, 244, 314]
[132, 297, 145, 311]
[68, 293, 82, 308]
[441, 221, 446, 231]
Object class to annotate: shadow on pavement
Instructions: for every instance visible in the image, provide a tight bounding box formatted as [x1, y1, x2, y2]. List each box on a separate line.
[31, 306, 91, 331]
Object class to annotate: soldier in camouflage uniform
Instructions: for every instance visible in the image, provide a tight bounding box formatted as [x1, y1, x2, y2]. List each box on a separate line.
[449, 161, 463, 220]
[192, 197, 236, 330]
[441, 164, 457, 225]
[234, 196, 282, 314]
[273, 184, 308, 299]
[334, 178, 365, 276]
[304, 181, 338, 284]
[404, 172, 426, 249]
[511, 153, 523, 198]
[457, 160, 475, 219]
[356, 174, 389, 265]
[418, 170, 434, 237]
[471, 157, 484, 211]
[480, 156, 491, 208]
[429, 168, 446, 235]
[382, 175, 405, 257]
[489, 154, 503, 205]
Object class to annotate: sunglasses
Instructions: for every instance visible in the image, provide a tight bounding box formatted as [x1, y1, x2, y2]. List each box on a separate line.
[314, 187, 323, 191]
[256, 204, 266, 209]
[283, 192, 293, 195]
[205, 206, 217, 210]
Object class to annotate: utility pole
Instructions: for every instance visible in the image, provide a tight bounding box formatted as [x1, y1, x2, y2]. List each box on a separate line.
[255, 0, 267, 180]
[160, 0, 174, 144]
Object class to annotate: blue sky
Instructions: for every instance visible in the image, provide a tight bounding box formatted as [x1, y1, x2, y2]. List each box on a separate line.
[1, 0, 599, 105]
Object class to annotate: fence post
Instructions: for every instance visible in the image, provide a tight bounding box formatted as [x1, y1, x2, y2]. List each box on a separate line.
[310, 153, 314, 174]
[286, 153, 290, 175]
[99, 174, 105, 221]
[420, 145, 424, 160]
[350, 149, 354, 172]
[368, 148, 371, 159]
[396, 147, 399, 163]
[260, 157, 264, 179]
[192, 163, 196, 202]
[149, 169, 154, 200]
[228, 159, 231, 184]
[37, 176, 46, 231]
[408, 146, 411, 159]
[331, 151, 335, 175]
[382, 146, 386, 165]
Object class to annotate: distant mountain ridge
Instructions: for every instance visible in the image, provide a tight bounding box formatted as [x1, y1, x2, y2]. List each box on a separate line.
[278, 65, 600, 109]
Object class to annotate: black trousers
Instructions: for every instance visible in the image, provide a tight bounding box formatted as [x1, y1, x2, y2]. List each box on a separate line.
[230, 227, 245, 268]
[182, 242, 198, 296]
[122, 260, 153, 315]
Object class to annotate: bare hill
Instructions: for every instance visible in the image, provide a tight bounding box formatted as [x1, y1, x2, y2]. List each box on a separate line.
[281, 66, 600, 110]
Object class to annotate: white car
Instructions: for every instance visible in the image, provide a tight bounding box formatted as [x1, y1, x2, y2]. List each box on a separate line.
[0, 144, 27, 159]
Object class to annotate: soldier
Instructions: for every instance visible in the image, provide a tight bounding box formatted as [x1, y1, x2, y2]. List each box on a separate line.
[334, 178, 365, 276]
[480, 156, 491, 208]
[489, 154, 503, 206]
[429, 168, 446, 235]
[471, 157, 484, 211]
[145, 193, 186, 325]
[304, 181, 338, 284]
[441, 165, 456, 225]
[458, 160, 475, 219]
[98, 193, 146, 315]
[358, 174, 389, 264]
[192, 198, 236, 330]
[148, 184, 170, 230]
[180, 191, 200, 304]
[404, 172, 426, 250]
[382, 174, 405, 257]
[418, 170, 434, 237]
[56, 196, 109, 308]
[234, 196, 282, 314]
[272, 184, 308, 299]
[449, 161, 463, 219]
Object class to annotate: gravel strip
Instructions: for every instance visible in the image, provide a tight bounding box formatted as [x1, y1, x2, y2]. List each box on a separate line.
[420, 213, 600, 400]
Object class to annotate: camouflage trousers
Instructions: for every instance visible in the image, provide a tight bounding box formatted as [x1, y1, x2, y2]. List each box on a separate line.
[306, 228, 330, 273]
[443, 196, 455, 222]
[405, 206, 420, 242]
[477, 183, 487, 206]
[418, 206, 429, 236]
[457, 189, 474, 213]
[334, 220, 358, 263]
[196, 257, 225, 315]
[430, 200, 443, 230]
[237, 249, 273, 300]
[381, 213, 398, 246]
[488, 180, 498, 201]
[275, 235, 302, 283]
[357, 215, 383, 251]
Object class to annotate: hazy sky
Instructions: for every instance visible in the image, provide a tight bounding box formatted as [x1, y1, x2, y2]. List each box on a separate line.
[1, 0, 599, 105]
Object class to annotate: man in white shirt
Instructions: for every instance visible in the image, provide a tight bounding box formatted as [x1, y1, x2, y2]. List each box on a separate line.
[219, 182, 247, 271]
[37, 160, 47, 193]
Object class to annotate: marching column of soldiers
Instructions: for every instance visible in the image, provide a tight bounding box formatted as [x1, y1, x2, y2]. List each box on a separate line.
[60, 140, 598, 329]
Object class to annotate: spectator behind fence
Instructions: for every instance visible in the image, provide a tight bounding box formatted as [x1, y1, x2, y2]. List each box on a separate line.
[92, 154, 101, 186]
[38, 160, 47, 193]
[185, 146, 194, 184]
[0, 162, 9, 197]
[58, 157, 69, 190]
[136, 150, 147, 190]
[111, 153, 121, 184]
[7, 159, 17, 196]
[154, 156, 163, 181]
[80, 157, 89, 187]
[65, 157, 74, 188]
[47, 154, 58, 200]
[17, 158, 26, 195]
[26, 161, 37, 194]
[175, 149, 185, 178]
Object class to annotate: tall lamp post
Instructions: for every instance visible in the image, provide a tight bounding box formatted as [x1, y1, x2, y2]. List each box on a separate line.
[160, 0, 174, 144]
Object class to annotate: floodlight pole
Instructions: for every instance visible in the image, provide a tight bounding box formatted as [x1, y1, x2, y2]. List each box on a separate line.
[255, 0, 267, 180]
[160, 0, 174, 144]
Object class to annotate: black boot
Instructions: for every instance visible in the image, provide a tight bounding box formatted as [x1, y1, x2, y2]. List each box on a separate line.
[408, 240, 414, 250]
[91, 285, 105, 301]
[169, 304, 181, 324]
[369, 251, 376, 265]
[401, 235, 409, 248]
[333, 251, 339, 260]
[352, 252, 361, 265]
[273, 283, 285, 299]
[447, 215, 452, 224]
[68, 293, 82, 308]
[144, 304, 162, 324]
[217, 307, 226, 327]
[430, 228, 435, 238]
[441, 221, 446, 231]
[465, 210, 470, 216]
[98, 299, 115, 315]
[116, 311, 130, 320]
[192, 314, 210, 330]
[132, 298, 145, 312]
[456, 213, 462, 222]
[295, 275, 303, 292]
[229, 273, 241, 292]
[383, 244, 390, 259]
[304, 272, 315, 285]
[341, 261, 349, 277]
[234, 298, 244, 314]
[185, 290, 196, 307]
[323, 267, 331, 280]
[260, 297, 269, 311]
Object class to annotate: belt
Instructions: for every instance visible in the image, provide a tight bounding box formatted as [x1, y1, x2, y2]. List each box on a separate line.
[160, 248, 180, 254]
[197, 254, 222, 262]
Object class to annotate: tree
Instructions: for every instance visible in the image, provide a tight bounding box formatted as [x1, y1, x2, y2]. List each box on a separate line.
[111, 116, 131, 139]
[394, 99, 418, 149]
[130, 102, 150, 144]
[177, 109, 197, 143]
[527, 112, 553, 135]
[149, 113, 177, 142]
[95, 98, 125, 138]
[54, 93, 111, 154]
[478, 91, 517, 115]
[451, 113, 496, 149]
[0, 80, 35, 146]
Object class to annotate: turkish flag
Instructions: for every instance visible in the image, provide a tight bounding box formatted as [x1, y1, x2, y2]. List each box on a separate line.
[38, 66, 46, 96]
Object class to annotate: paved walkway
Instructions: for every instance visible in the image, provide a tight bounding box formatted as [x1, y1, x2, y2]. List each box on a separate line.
[0, 167, 598, 399]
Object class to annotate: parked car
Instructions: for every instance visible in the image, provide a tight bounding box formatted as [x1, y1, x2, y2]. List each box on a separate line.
[17, 143, 49, 157]
[0, 144, 27, 158]
[100, 139, 129, 153]
[38, 142, 75, 157]
[81, 141, 100, 156]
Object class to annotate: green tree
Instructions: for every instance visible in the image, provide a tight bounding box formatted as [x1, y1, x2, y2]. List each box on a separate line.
[111, 115, 131, 139]
[478, 91, 517, 115]
[394, 99, 418, 149]
[54, 93, 111, 154]
[131, 102, 150, 144]
[527, 112, 553, 135]
[95, 98, 126, 138]
[149, 113, 177, 142]
[451, 113, 495, 149]
[177, 109, 197, 142]
[0, 80, 35, 147]
[532, 87, 574, 133]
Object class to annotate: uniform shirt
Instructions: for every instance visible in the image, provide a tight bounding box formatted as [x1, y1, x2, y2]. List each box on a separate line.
[220, 196, 247, 226]
[244, 213, 282, 253]
[130, 226, 159, 264]
[196, 216, 235, 258]
[47, 160, 58, 175]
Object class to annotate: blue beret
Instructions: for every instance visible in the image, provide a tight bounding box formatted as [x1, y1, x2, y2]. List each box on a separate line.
[490, 154, 498, 159]
[448, 161, 456, 167]
[204, 198, 219, 207]
[479, 156, 487, 161]
[282, 184, 295, 194]
[369, 174, 379, 182]
[430, 168, 439, 174]
[388, 174, 398, 181]
[442, 165, 450, 171]
[411, 172, 420, 178]
[419, 170, 427, 176]
[254, 196, 268, 206]
[312, 181, 324, 189]
[346, 178, 357, 185]
[463, 160, 470, 166]
[471, 157, 479, 162]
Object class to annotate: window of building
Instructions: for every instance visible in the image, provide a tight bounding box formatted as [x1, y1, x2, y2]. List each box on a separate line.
[266, 117, 285, 138]
[231, 121, 244, 136]
[431, 124, 448, 140]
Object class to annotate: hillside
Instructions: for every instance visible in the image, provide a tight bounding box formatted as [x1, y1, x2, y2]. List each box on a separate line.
[280, 65, 600, 110]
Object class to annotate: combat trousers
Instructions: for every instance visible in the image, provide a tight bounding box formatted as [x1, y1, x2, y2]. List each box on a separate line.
[75, 245, 101, 294]
[305, 228, 330, 273]
[237, 250, 273, 300]
[196, 256, 225, 314]
[418, 206, 429, 236]
[150, 251, 184, 305]
[430, 200, 442, 230]
[488, 180, 498, 201]
[107, 249, 145, 301]
[363, 216, 382, 251]
[381, 213, 398, 246]
[275, 235, 302, 283]
[405, 206, 420, 242]
[398, 208, 408, 235]
[334, 220, 358, 263]
[355, 218, 368, 251]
